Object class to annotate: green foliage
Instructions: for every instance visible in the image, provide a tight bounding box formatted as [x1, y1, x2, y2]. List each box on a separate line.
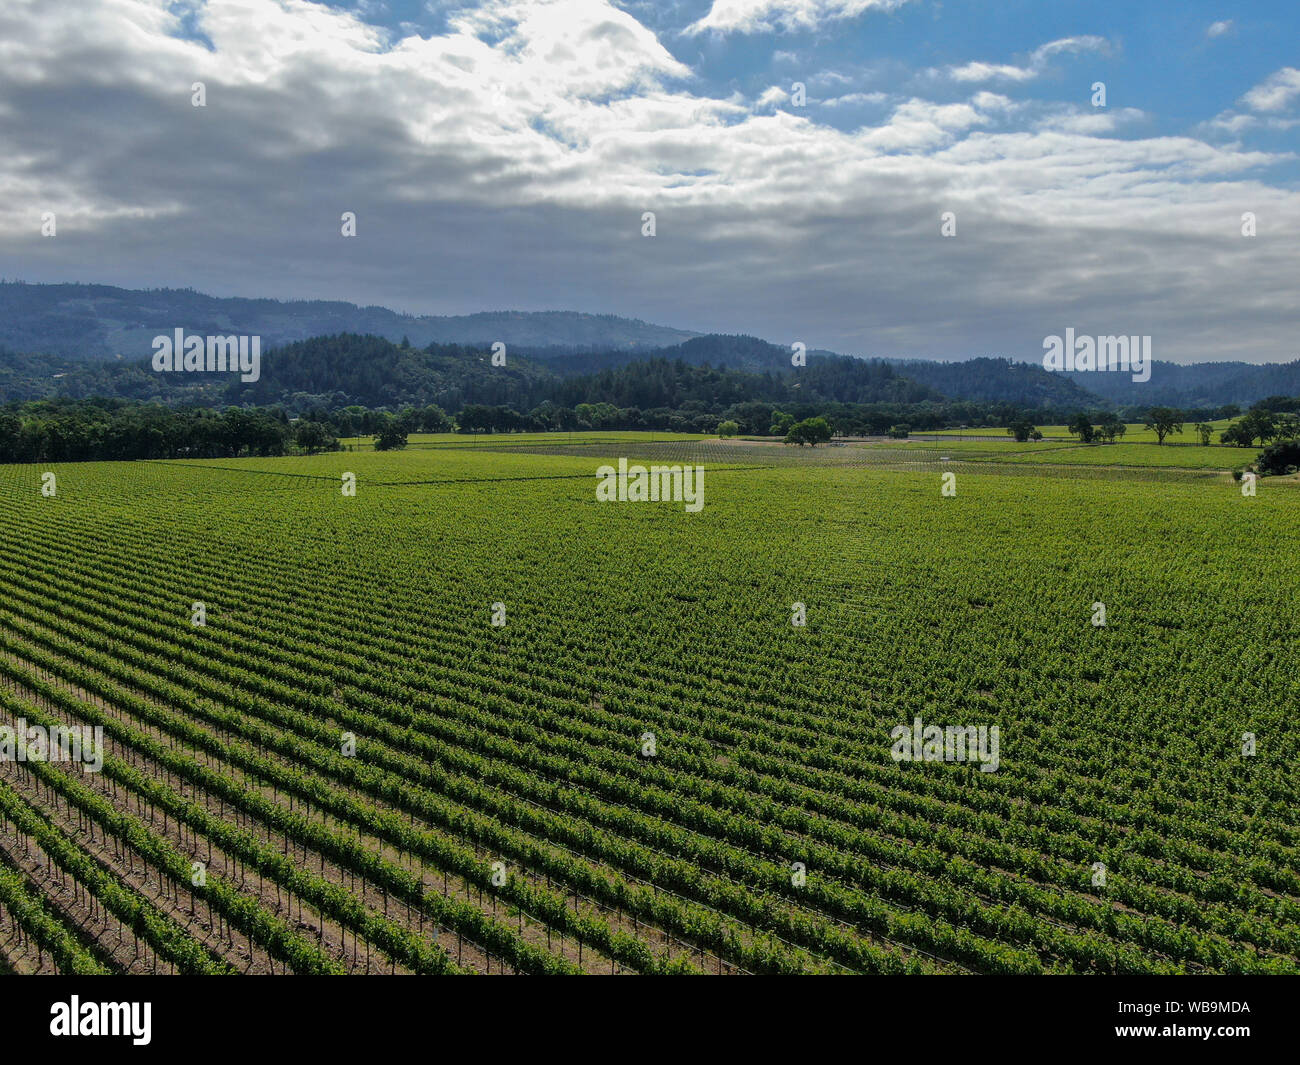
[1, 442, 1298, 975]
[1006, 418, 1036, 442]
[1094, 412, 1126, 444]
[786, 416, 833, 446]
[769, 411, 795, 436]
[0, 399, 291, 462]
[373, 416, 408, 451]
[1143, 407, 1184, 444]
[1256, 438, 1300, 476]
[294, 419, 337, 455]
[1220, 407, 1291, 447]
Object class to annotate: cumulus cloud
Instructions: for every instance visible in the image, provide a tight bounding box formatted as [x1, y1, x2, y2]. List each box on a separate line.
[1241, 67, 1300, 112]
[0, 0, 1297, 363]
[1203, 67, 1300, 138]
[1206, 20, 1233, 38]
[683, 0, 911, 37]
[1036, 106, 1145, 135]
[943, 36, 1110, 84]
[819, 90, 889, 108]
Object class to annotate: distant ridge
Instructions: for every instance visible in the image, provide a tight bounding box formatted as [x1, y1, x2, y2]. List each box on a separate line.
[1, 281, 1295, 409]
[0, 281, 699, 359]
[886, 357, 1103, 408]
[1062, 360, 1300, 409]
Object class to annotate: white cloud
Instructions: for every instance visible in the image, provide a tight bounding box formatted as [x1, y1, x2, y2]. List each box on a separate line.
[1206, 112, 1258, 134]
[1241, 67, 1300, 112]
[944, 36, 1110, 84]
[0, 0, 1296, 362]
[1206, 20, 1233, 38]
[809, 69, 854, 86]
[683, 0, 911, 37]
[970, 92, 1017, 113]
[819, 90, 889, 108]
[1207, 67, 1300, 136]
[1036, 107, 1145, 135]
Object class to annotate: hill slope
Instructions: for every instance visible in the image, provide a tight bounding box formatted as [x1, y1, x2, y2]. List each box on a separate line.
[0, 282, 698, 360]
[4, 281, 1296, 410]
[1061, 360, 1300, 409]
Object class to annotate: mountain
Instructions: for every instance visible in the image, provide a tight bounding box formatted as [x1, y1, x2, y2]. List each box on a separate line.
[0, 282, 698, 360]
[3, 280, 1295, 411]
[885, 357, 1105, 409]
[539, 341, 1106, 410]
[546, 353, 939, 410]
[236, 335, 555, 411]
[1061, 360, 1300, 409]
[537, 334, 803, 375]
[226, 332, 938, 409]
[0, 333, 939, 414]
[213, 334, 938, 410]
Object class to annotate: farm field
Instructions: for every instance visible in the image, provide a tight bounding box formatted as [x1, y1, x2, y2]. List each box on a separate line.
[921, 420, 1236, 444]
[926, 442, 1253, 470]
[0, 436, 1297, 975]
[341, 431, 712, 451]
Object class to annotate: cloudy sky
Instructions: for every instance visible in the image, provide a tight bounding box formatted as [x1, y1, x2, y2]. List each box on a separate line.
[1, 0, 1297, 362]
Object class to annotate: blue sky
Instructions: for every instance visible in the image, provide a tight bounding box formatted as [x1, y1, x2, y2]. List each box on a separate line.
[343, 0, 1300, 168]
[1, 0, 1296, 362]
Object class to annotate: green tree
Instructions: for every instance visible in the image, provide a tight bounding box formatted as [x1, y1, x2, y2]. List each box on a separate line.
[1257, 439, 1300, 476]
[1006, 417, 1036, 443]
[769, 411, 795, 437]
[1067, 413, 1095, 443]
[295, 420, 336, 455]
[1095, 412, 1126, 444]
[420, 405, 453, 433]
[457, 405, 493, 434]
[1144, 407, 1183, 444]
[373, 416, 407, 451]
[718, 420, 740, 439]
[785, 416, 833, 447]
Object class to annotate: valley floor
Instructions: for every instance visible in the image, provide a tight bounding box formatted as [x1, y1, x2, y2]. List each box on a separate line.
[0, 435, 1295, 974]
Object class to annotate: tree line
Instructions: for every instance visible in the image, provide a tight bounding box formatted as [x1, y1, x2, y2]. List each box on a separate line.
[0, 401, 299, 462]
[5, 391, 1296, 467]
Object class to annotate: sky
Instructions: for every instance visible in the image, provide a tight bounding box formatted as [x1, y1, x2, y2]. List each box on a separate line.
[0, 0, 1297, 362]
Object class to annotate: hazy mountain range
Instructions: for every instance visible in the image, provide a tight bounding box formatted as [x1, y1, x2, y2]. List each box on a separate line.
[0, 282, 698, 360]
[0, 282, 1296, 411]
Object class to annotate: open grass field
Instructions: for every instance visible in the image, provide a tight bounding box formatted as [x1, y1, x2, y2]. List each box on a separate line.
[921, 420, 1237, 444]
[0, 435, 1296, 975]
[908, 441, 1255, 470]
[341, 431, 712, 451]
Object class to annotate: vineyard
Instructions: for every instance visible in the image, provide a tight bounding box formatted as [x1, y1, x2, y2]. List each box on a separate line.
[0, 435, 1297, 975]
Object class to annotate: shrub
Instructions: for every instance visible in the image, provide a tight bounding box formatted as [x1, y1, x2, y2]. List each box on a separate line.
[1256, 439, 1300, 476]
